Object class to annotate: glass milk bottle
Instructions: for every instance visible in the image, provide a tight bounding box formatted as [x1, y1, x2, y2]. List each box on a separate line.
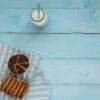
[31, 9, 48, 27]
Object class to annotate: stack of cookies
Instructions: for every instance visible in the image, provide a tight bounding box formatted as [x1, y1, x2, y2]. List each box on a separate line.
[0, 76, 29, 99]
[0, 54, 30, 99]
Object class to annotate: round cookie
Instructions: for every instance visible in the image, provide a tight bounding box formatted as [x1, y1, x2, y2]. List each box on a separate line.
[8, 54, 29, 74]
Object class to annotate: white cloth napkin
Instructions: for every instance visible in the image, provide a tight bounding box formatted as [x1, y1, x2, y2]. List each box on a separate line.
[0, 43, 50, 100]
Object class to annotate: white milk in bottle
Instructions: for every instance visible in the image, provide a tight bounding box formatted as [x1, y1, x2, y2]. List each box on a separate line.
[31, 9, 48, 27]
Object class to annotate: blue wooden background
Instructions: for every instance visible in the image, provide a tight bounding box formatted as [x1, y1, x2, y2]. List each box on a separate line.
[0, 0, 100, 100]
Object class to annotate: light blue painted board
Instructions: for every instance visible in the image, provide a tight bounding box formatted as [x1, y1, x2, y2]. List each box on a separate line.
[39, 59, 100, 84]
[0, 9, 100, 33]
[0, 0, 100, 9]
[0, 85, 100, 100]
[0, 34, 99, 58]
[50, 85, 100, 100]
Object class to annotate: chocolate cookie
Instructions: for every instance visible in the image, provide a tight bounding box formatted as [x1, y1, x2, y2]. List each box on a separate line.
[8, 54, 29, 74]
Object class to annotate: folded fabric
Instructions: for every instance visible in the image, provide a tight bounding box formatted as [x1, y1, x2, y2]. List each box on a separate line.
[0, 43, 50, 100]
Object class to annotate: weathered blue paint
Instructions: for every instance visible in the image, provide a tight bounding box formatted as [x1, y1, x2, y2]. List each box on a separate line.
[0, 0, 100, 100]
[0, 9, 100, 33]
[0, 0, 100, 9]
[0, 34, 99, 58]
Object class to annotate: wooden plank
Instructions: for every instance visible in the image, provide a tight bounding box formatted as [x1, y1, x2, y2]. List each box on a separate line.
[39, 59, 100, 84]
[0, 0, 100, 9]
[50, 85, 100, 100]
[0, 9, 100, 33]
[0, 34, 99, 59]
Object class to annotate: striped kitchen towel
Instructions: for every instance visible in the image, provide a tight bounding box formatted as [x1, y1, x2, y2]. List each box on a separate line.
[0, 43, 50, 100]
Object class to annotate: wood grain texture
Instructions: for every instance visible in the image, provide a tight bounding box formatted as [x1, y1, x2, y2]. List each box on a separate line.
[0, 34, 99, 58]
[0, 9, 100, 33]
[1, 85, 100, 100]
[0, 0, 100, 99]
[0, 0, 100, 9]
[50, 85, 100, 100]
[39, 59, 100, 84]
